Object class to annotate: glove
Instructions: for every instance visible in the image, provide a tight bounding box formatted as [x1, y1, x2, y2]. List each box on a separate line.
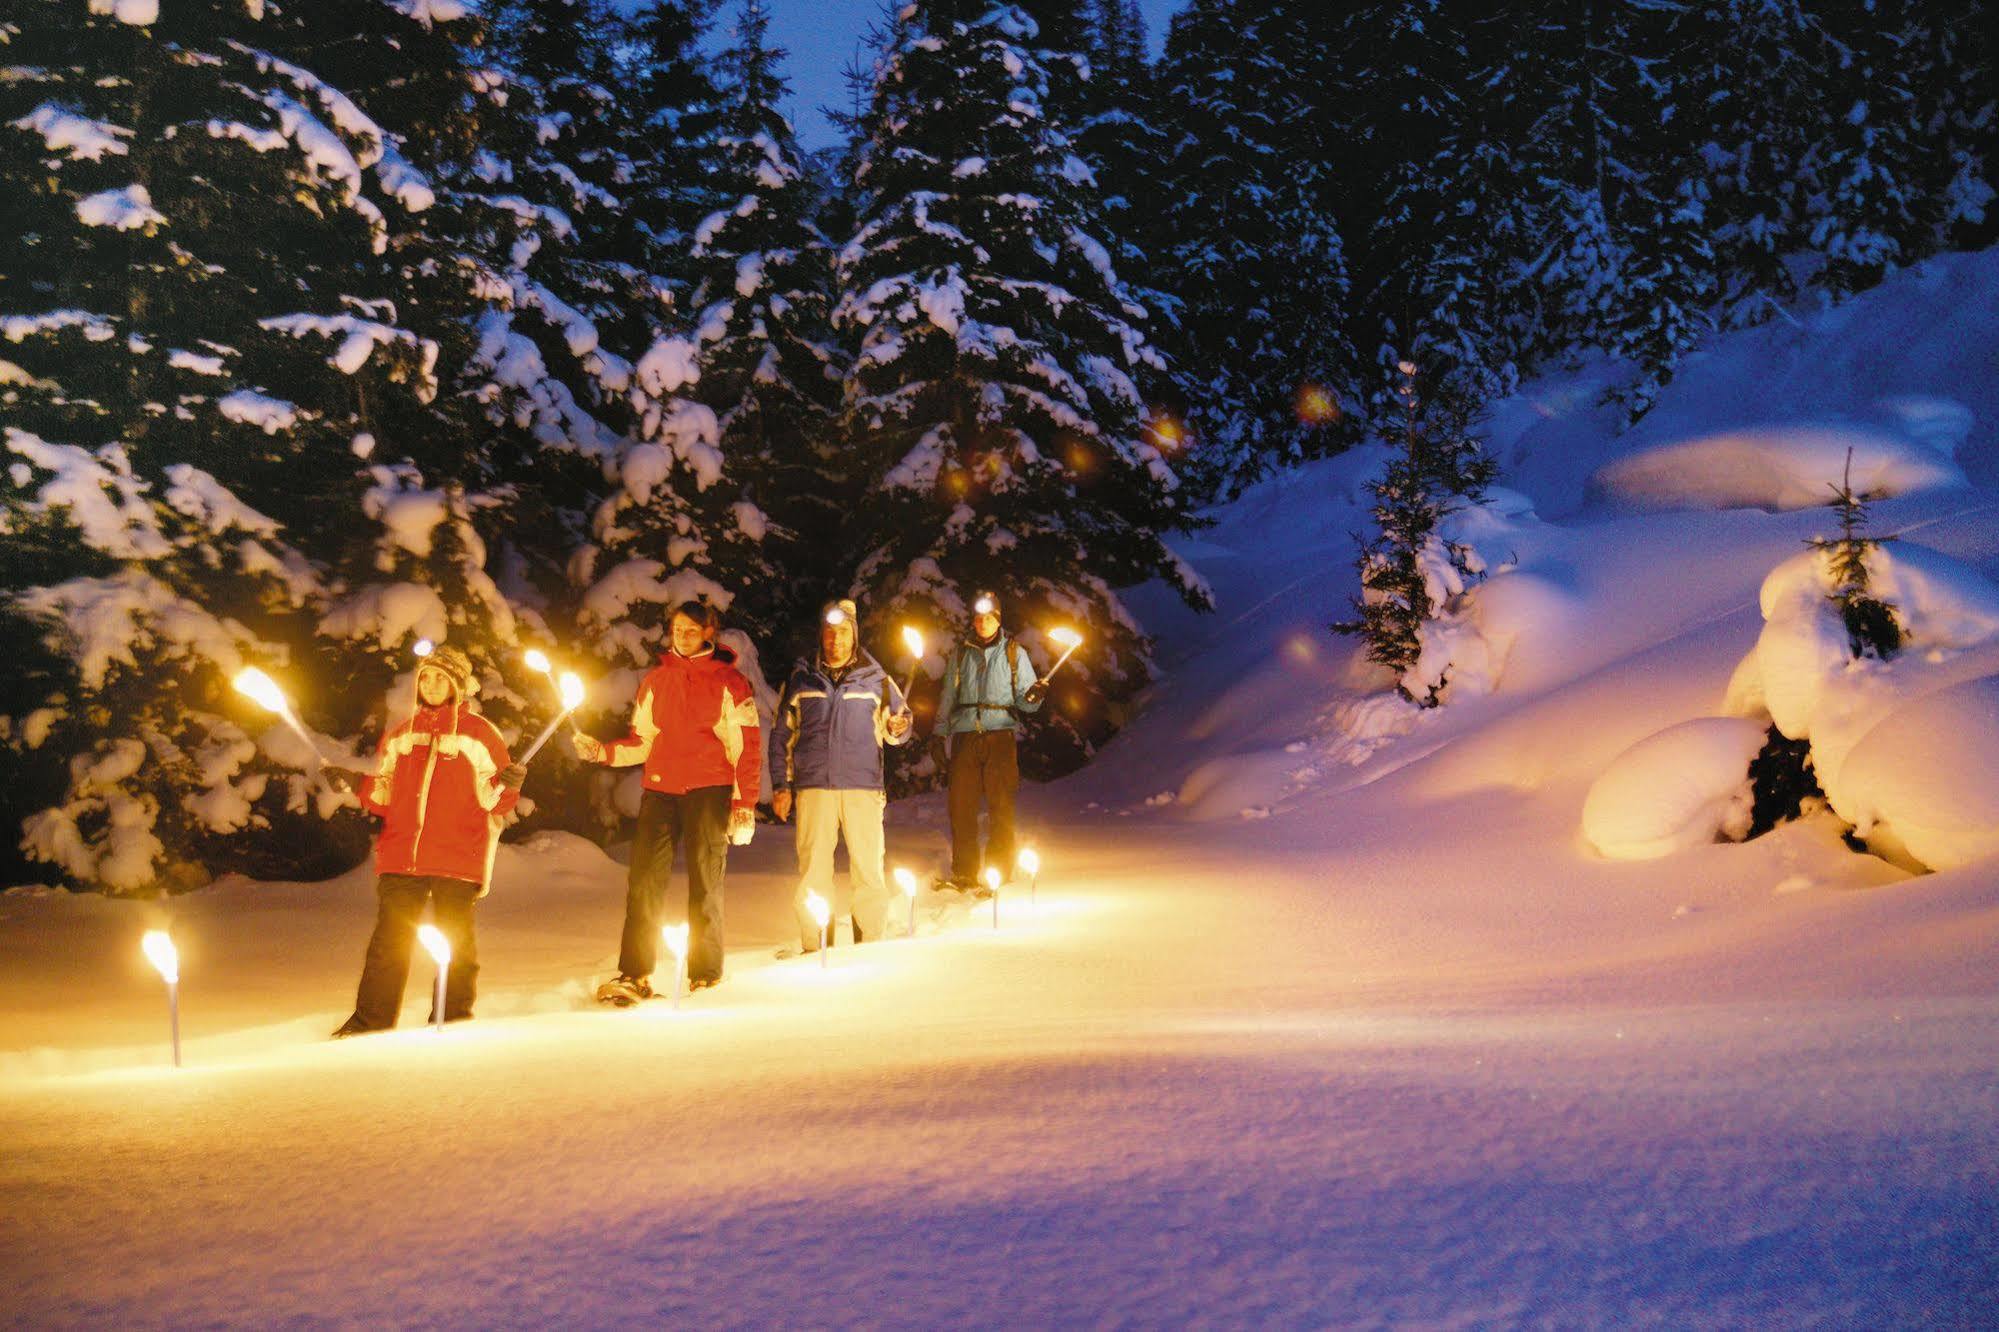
[728, 807, 756, 846]
[928, 734, 949, 771]
[322, 765, 369, 794]
[572, 733, 605, 764]
[772, 789, 793, 822]
[498, 763, 527, 789]
[1022, 680, 1048, 707]
[887, 712, 913, 739]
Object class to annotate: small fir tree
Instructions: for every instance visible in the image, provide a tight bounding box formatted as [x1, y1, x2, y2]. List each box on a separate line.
[1808, 448, 1901, 659]
[1335, 359, 1497, 707]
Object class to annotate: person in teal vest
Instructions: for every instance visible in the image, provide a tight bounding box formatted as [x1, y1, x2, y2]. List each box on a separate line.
[931, 590, 1044, 887]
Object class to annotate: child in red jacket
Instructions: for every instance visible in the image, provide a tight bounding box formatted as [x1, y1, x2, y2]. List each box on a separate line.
[327, 645, 524, 1036]
[574, 601, 761, 1002]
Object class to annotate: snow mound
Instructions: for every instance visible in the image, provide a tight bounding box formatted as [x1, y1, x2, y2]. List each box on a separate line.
[1590, 426, 1963, 512]
[1835, 675, 1999, 872]
[1581, 717, 1767, 860]
[1725, 542, 1999, 871]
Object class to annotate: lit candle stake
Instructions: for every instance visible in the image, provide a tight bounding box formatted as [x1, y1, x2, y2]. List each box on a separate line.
[141, 930, 180, 1068]
[417, 924, 450, 1033]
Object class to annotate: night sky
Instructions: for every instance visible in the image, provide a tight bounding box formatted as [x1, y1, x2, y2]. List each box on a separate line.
[659, 0, 1184, 149]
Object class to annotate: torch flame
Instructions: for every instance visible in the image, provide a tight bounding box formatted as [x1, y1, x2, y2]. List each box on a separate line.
[416, 923, 451, 966]
[558, 671, 586, 710]
[1048, 627, 1083, 649]
[901, 626, 925, 659]
[981, 867, 1002, 891]
[232, 667, 289, 715]
[413, 639, 435, 658]
[661, 921, 689, 960]
[804, 891, 831, 928]
[523, 648, 551, 675]
[1017, 848, 1039, 876]
[893, 866, 918, 898]
[141, 930, 178, 984]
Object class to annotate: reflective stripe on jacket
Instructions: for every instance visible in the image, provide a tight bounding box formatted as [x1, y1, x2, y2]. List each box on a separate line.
[360, 703, 518, 892]
[770, 652, 911, 791]
[936, 634, 1042, 736]
[602, 644, 763, 811]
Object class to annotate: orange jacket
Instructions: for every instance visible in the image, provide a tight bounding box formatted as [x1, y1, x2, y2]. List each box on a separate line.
[603, 645, 762, 811]
[360, 703, 518, 891]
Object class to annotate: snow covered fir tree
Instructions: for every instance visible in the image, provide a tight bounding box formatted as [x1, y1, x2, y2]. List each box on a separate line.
[831, 0, 1209, 773]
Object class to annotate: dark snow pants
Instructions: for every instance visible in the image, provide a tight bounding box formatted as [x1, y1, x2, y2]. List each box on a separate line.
[619, 785, 732, 985]
[350, 873, 480, 1029]
[948, 730, 1018, 881]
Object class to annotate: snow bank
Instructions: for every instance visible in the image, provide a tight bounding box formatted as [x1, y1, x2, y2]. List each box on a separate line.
[1581, 717, 1767, 860]
[1590, 425, 1963, 512]
[1834, 675, 1999, 871]
[1724, 542, 1999, 870]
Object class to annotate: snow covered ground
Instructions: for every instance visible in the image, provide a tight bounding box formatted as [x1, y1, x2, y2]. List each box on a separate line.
[7, 253, 1999, 1325]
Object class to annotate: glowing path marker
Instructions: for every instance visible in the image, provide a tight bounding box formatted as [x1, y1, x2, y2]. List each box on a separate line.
[894, 866, 919, 937]
[520, 670, 586, 765]
[899, 626, 926, 701]
[661, 922, 689, 1009]
[141, 930, 181, 1068]
[805, 891, 831, 967]
[983, 866, 1002, 929]
[1017, 847, 1040, 906]
[416, 924, 450, 1033]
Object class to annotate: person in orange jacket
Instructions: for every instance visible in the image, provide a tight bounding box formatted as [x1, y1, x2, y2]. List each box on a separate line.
[574, 600, 762, 1002]
[325, 645, 523, 1036]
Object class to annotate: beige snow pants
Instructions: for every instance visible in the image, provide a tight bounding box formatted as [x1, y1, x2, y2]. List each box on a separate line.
[792, 788, 890, 950]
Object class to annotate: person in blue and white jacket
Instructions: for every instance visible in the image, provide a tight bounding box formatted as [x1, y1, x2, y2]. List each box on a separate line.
[768, 599, 913, 950]
[933, 590, 1043, 888]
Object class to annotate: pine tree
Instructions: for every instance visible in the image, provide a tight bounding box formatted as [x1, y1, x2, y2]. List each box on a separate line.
[1157, 0, 1357, 501]
[1808, 448, 1901, 658]
[1335, 359, 1497, 708]
[0, 0, 539, 891]
[668, 0, 843, 639]
[834, 0, 1208, 771]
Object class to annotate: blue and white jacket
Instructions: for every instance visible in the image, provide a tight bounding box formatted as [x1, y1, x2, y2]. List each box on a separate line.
[936, 633, 1043, 736]
[769, 652, 912, 792]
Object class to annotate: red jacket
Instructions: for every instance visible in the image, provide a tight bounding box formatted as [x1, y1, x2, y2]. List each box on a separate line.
[604, 645, 762, 811]
[360, 703, 518, 892]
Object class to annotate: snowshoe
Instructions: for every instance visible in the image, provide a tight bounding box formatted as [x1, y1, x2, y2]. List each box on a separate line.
[688, 976, 720, 993]
[595, 975, 653, 1007]
[330, 1015, 375, 1040]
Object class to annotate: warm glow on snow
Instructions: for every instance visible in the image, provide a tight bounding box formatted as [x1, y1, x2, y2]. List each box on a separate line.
[1295, 383, 1340, 425]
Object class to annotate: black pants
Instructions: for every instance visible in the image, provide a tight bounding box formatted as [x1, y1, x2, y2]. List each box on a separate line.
[350, 873, 480, 1029]
[948, 730, 1018, 881]
[619, 785, 732, 984]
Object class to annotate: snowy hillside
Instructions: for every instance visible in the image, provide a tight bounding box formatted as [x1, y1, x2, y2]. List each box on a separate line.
[5, 252, 1999, 1324]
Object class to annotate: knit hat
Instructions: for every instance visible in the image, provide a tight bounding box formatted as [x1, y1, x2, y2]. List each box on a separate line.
[420, 644, 478, 697]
